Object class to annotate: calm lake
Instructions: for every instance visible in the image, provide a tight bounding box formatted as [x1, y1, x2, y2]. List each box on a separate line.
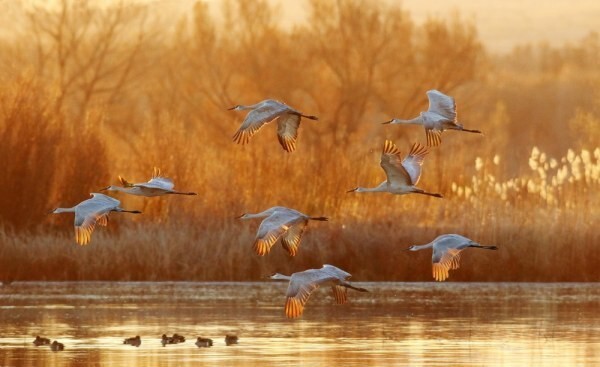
[0, 282, 598, 366]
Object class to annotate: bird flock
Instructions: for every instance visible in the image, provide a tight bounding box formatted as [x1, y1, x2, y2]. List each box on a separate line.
[49, 89, 498, 319]
[33, 333, 237, 351]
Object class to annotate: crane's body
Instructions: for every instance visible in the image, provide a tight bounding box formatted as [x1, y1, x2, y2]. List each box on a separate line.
[408, 234, 498, 281]
[238, 206, 327, 256]
[229, 99, 318, 152]
[269, 264, 368, 318]
[348, 140, 442, 197]
[102, 167, 196, 197]
[51, 193, 141, 245]
[382, 90, 482, 146]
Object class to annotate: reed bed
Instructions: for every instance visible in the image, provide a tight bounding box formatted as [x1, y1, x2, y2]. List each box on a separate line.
[0, 0, 597, 282]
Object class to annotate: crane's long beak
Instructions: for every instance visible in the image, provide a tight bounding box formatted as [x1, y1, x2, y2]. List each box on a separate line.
[234, 214, 245, 219]
[346, 188, 357, 193]
[381, 119, 393, 124]
[99, 186, 110, 191]
[227, 106, 237, 110]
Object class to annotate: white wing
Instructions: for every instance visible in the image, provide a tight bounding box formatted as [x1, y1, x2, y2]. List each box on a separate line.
[380, 140, 412, 186]
[140, 177, 174, 190]
[321, 264, 351, 280]
[431, 235, 471, 281]
[135, 167, 175, 190]
[284, 268, 339, 318]
[426, 90, 457, 121]
[233, 100, 289, 144]
[400, 143, 428, 185]
[276, 113, 301, 152]
[73, 193, 119, 245]
[280, 219, 308, 256]
[253, 211, 304, 256]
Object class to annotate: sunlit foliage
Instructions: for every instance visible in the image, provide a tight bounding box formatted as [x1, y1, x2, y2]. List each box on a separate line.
[0, 0, 597, 281]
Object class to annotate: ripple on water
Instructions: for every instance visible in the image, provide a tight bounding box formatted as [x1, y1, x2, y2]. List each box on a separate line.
[0, 282, 599, 366]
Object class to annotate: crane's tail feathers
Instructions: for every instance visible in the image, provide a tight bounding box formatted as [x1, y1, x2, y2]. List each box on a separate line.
[300, 113, 319, 120]
[309, 216, 328, 221]
[414, 190, 443, 198]
[469, 244, 498, 250]
[118, 176, 133, 187]
[344, 283, 369, 292]
[124, 210, 142, 214]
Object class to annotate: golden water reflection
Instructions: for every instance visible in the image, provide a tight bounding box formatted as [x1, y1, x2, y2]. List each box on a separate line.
[0, 282, 599, 366]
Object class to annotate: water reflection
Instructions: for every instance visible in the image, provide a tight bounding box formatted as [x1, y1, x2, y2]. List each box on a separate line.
[0, 282, 599, 366]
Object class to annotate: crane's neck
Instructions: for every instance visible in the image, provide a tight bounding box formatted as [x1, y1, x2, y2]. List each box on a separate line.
[104, 186, 134, 193]
[410, 243, 434, 251]
[240, 207, 279, 220]
[391, 117, 423, 126]
[53, 207, 76, 214]
[235, 102, 264, 111]
[353, 182, 388, 193]
[270, 273, 292, 281]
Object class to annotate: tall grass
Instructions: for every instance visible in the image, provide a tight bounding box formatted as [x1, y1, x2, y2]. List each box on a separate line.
[0, 0, 597, 282]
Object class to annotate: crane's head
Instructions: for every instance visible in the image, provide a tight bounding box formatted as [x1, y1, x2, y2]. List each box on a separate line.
[227, 105, 243, 111]
[235, 213, 249, 219]
[406, 245, 419, 251]
[346, 187, 363, 193]
[49, 207, 68, 214]
[100, 185, 117, 192]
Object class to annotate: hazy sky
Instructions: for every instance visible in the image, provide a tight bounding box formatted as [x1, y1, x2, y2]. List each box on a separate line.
[4, 0, 600, 53]
[238, 0, 600, 53]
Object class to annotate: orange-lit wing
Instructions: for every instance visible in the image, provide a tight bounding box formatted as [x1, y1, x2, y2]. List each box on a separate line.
[284, 269, 334, 318]
[425, 128, 443, 147]
[253, 211, 296, 256]
[73, 194, 119, 246]
[96, 214, 109, 227]
[331, 285, 348, 304]
[432, 247, 462, 282]
[380, 140, 411, 186]
[401, 142, 428, 185]
[233, 103, 288, 145]
[426, 90, 457, 121]
[276, 113, 301, 152]
[280, 219, 308, 256]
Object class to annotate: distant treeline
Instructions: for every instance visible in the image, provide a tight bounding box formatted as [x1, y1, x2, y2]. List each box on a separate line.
[0, 0, 598, 282]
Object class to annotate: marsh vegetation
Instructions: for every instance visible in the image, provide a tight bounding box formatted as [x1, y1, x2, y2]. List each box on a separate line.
[0, 0, 598, 281]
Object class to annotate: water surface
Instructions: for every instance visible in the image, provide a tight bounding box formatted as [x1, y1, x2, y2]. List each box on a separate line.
[0, 282, 598, 366]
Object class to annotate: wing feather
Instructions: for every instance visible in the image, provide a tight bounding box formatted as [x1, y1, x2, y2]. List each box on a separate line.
[280, 219, 308, 256]
[432, 247, 463, 281]
[253, 212, 301, 256]
[284, 269, 337, 318]
[233, 103, 288, 145]
[401, 142, 428, 185]
[380, 140, 412, 186]
[72, 194, 119, 245]
[425, 128, 443, 147]
[426, 90, 457, 121]
[331, 285, 348, 304]
[276, 113, 301, 152]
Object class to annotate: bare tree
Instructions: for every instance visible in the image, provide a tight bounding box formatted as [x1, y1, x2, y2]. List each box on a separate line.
[26, 0, 149, 120]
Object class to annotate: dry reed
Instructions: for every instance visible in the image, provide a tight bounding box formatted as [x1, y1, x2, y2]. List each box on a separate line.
[0, 0, 597, 282]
